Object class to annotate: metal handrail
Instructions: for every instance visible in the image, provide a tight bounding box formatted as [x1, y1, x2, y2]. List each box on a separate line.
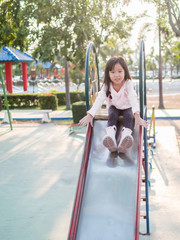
[139, 40, 150, 235]
[139, 40, 146, 118]
[85, 42, 100, 111]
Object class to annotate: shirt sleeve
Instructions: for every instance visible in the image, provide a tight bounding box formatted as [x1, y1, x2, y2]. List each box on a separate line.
[126, 80, 139, 114]
[87, 84, 106, 117]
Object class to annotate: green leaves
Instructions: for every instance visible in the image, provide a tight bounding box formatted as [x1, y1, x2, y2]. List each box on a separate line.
[26, 0, 133, 64]
[0, 0, 29, 50]
[0, 0, 135, 65]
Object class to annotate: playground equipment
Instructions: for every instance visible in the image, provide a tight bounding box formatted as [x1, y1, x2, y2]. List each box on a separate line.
[68, 41, 150, 239]
[85, 42, 100, 110]
[148, 105, 156, 149]
[0, 67, 13, 132]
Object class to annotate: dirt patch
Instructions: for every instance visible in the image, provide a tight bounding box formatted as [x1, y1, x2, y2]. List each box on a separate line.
[147, 94, 180, 109]
[147, 94, 180, 151]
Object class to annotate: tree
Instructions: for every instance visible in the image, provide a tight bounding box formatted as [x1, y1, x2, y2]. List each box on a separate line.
[158, 21, 165, 108]
[25, 0, 134, 109]
[146, 47, 158, 79]
[126, 0, 180, 37]
[0, 0, 135, 109]
[165, 0, 180, 37]
[129, 0, 180, 108]
[64, 59, 71, 109]
[0, 0, 30, 50]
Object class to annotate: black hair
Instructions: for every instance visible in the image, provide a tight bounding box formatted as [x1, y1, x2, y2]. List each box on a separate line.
[103, 56, 131, 97]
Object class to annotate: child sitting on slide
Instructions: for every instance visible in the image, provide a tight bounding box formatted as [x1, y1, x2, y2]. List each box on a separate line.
[79, 56, 148, 153]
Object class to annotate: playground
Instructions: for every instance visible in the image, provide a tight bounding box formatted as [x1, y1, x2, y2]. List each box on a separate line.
[0, 116, 180, 240]
[0, 40, 180, 240]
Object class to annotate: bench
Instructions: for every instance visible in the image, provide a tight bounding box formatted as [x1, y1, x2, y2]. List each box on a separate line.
[1, 109, 52, 123]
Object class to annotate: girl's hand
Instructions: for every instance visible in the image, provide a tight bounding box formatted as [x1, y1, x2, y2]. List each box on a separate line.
[79, 113, 93, 127]
[134, 112, 148, 129]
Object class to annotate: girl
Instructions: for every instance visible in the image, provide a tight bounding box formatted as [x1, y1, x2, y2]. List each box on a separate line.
[79, 56, 148, 153]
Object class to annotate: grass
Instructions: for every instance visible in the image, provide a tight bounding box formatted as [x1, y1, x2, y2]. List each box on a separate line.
[57, 105, 71, 110]
[53, 119, 74, 125]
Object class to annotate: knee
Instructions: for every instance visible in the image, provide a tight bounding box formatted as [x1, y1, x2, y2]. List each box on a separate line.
[108, 105, 116, 112]
[108, 105, 119, 118]
[123, 109, 133, 120]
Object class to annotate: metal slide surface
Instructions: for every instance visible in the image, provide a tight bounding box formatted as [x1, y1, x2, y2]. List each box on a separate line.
[76, 120, 140, 240]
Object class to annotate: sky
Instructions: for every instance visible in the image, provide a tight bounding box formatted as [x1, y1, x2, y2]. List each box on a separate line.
[123, 0, 158, 55]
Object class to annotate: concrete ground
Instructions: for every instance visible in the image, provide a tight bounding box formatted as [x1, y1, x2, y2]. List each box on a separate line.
[0, 122, 86, 240]
[0, 117, 180, 240]
[140, 123, 180, 239]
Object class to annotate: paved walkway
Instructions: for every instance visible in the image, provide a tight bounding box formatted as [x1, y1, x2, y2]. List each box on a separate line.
[140, 125, 180, 239]
[0, 112, 180, 239]
[0, 123, 86, 240]
[147, 108, 180, 119]
[0, 110, 73, 121]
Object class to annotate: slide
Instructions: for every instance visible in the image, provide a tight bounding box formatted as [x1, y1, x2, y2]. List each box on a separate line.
[68, 120, 143, 240]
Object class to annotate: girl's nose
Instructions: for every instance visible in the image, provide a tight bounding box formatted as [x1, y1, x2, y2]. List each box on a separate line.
[115, 72, 119, 76]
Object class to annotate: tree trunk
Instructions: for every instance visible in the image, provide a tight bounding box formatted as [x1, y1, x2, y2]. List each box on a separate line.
[170, 54, 173, 80]
[153, 59, 155, 81]
[166, 0, 180, 37]
[158, 26, 165, 109]
[65, 59, 71, 110]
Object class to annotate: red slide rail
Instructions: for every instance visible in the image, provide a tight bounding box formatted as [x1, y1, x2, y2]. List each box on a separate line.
[135, 126, 143, 240]
[68, 123, 93, 240]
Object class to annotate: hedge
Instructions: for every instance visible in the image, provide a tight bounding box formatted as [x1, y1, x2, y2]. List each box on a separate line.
[54, 90, 85, 105]
[38, 94, 58, 110]
[0, 93, 38, 109]
[72, 101, 87, 123]
[0, 91, 85, 110]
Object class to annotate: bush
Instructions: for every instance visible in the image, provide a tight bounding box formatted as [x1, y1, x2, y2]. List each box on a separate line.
[72, 101, 87, 123]
[55, 90, 85, 106]
[70, 91, 85, 103]
[0, 90, 85, 110]
[38, 94, 58, 110]
[0, 93, 38, 109]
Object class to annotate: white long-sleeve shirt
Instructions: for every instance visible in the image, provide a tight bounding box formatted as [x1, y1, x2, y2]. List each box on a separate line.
[87, 80, 139, 117]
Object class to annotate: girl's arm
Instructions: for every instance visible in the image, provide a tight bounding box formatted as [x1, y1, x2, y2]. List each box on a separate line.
[134, 112, 148, 129]
[79, 113, 93, 127]
[127, 81, 148, 129]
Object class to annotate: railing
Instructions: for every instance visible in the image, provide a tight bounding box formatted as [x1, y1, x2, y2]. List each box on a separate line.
[85, 42, 100, 111]
[138, 39, 150, 236]
[139, 40, 147, 118]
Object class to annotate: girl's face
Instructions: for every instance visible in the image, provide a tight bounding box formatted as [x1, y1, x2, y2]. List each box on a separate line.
[109, 63, 125, 87]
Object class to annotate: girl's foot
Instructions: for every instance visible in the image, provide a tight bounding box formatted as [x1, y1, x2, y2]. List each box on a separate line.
[118, 127, 134, 153]
[103, 125, 117, 152]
